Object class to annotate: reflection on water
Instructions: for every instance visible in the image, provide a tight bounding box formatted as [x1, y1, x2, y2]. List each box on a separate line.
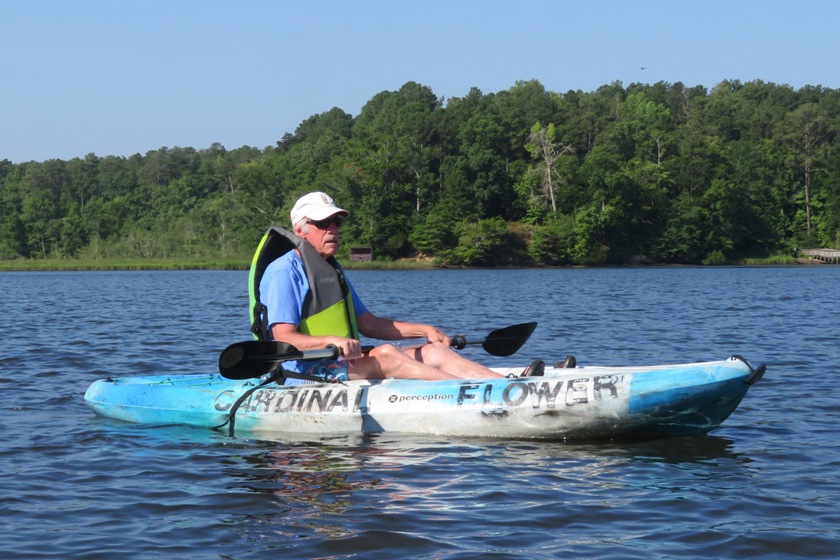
[223, 432, 751, 512]
[205, 429, 782, 558]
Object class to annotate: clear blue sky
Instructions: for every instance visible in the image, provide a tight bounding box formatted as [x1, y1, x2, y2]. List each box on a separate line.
[2, 0, 838, 163]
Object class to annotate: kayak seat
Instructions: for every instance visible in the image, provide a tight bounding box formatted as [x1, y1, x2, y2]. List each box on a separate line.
[249, 227, 299, 341]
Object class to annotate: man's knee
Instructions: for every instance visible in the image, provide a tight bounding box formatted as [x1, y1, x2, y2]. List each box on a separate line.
[373, 343, 404, 362]
[413, 341, 453, 366]
[423, 341, 452, 357]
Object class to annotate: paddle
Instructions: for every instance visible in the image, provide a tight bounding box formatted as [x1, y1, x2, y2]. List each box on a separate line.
[218, 322, 537, 380]
[450, 321, 537, 357]
[219, 341, 341, 380]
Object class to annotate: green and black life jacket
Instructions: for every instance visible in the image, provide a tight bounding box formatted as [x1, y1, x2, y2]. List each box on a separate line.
[248, 227, 360, 341]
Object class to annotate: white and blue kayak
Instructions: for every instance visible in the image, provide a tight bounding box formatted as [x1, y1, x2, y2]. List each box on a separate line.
[84, 349, 765, 441]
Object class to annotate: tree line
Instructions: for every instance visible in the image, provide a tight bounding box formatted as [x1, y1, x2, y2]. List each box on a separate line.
[1, 78, 838, 266]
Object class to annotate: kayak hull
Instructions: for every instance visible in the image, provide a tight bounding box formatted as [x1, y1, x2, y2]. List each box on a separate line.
[84, 356, 763, 440]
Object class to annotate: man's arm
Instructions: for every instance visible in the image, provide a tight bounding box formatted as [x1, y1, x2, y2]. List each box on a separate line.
[356, 311, 451, 346]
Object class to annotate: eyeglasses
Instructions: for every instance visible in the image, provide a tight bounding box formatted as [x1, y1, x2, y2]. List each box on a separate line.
[308, 215, 345, 229]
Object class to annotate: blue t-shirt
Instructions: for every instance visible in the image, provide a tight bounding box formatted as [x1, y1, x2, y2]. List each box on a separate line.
[259, 251, 367, 381]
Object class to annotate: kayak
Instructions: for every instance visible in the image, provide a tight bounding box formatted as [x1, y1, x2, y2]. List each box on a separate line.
[84, 355, 764, 440]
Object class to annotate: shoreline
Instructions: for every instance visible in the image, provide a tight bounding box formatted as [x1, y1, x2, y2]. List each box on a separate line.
[0, 255, 812, 272]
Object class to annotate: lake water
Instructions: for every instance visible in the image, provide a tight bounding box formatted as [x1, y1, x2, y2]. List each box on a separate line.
[1, 266, 839, 559]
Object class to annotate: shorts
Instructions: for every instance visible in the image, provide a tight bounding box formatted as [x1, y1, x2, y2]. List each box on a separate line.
[303, 357, 350, 383]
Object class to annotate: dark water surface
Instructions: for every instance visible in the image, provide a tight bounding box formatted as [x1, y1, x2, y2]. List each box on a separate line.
[1, 267, 838, 559]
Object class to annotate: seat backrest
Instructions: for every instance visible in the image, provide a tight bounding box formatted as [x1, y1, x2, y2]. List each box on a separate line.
[248, 227, 298, 340]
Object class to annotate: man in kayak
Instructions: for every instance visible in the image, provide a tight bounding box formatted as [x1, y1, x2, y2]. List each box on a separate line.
[259, 191, 544, 384]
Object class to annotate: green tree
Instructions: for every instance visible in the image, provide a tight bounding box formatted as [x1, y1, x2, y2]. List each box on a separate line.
[449, 217, 521, 266]
[3, 78, 840, 265]
[528, 215, 576, 265]
[779, 103, 831, 237]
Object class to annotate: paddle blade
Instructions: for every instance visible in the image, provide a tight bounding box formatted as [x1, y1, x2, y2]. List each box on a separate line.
[218, 340, 298, 379]
[218, 342, 342, 379]
[481, 322, 537, 357]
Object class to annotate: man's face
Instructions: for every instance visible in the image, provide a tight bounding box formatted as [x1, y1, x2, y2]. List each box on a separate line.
[296, 214, 344, 258]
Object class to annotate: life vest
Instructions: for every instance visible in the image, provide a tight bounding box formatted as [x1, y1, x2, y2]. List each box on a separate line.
[249, 227, 359, 341]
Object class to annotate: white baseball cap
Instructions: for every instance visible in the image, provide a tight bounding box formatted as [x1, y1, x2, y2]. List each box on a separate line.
[290, 192, 349, 226]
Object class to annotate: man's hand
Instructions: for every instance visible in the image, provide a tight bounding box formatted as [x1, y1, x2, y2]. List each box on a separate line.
[421, 326, 451, 347]
[324, 336, 363, 359]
